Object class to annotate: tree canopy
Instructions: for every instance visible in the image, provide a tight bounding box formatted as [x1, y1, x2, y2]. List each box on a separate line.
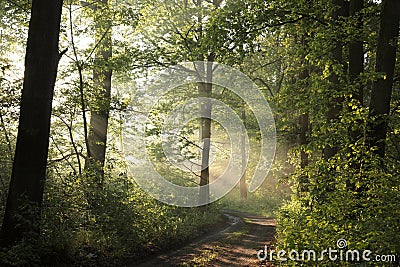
[0, 0, 398, 266]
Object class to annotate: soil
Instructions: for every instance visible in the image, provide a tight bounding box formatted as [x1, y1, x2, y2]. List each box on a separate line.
[129, 210, 276, 267]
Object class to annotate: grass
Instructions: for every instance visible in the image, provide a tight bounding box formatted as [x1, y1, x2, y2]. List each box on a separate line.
[218, 187, 289, 218]
[180, 247, 219, 267]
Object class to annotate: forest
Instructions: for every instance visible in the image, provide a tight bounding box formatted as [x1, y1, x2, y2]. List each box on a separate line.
[0, 0, 399, 266]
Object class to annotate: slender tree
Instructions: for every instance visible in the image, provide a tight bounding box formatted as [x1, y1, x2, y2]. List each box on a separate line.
[323, 0, 348, 160]
[198, 59, 213, 205]
[197, 0, 220, 205]
[1, 0, 64, 246]
[240, 108, 247, 200]
[348, 0, 364, 105]
[347, 0, 364, 179]
[85, 0, 113, 184]
[299, 35, 310, 170]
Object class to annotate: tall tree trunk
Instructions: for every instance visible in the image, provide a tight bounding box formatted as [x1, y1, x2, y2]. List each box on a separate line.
[298, 112, 309, 195]
[198, 58, 213, 205]
[323, 0, 348, 160]
[195, 0, 210, 206]
[196, 0, 220, 205]
[298, 34, 310, 194]
[348, 0, 364, 179]
[1, 0, 63, 246]
[240, 108, 247, 200]
[299, 34, 310, 170]
[299, 113, 309, 169]
[366, 0, 400, 157]
[294, 31, 310, 195]
[348, 0, 364, 105]
[85, 0, 112, 185]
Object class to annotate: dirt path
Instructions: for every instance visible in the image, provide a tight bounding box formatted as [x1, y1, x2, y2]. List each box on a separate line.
[132, 210, 276, 267]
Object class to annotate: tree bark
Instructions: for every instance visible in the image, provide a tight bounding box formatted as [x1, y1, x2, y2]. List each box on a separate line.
[196, 0, 220, 205]
[198, 58, 213, 205]
[299, 33, 310, 169]
[348, 0, 364, 104]
[85, 0, 112, 184]
[323, 0, 348, 160]
[298, 34, 310, 194]
[299, 113, 309, 169]
[348, 0, 364, 177]
[240, 108, 247, 200]
[366, 0, 400, 157]
[1, 0, 63, 246]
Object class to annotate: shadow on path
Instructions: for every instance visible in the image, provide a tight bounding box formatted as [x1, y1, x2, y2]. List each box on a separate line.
[131, 210, 276, 267]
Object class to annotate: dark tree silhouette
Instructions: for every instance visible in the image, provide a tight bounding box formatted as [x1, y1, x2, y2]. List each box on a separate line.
[367, 0, 400, 157]
[323, 0, 348, 160]
[1, 0, 64, 246]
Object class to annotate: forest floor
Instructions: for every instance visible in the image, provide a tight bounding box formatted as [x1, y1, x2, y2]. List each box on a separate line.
[131, 210, 276, 267]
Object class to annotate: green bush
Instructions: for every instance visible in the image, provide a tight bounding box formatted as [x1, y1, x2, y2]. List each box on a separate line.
[276, 150, 400, 266]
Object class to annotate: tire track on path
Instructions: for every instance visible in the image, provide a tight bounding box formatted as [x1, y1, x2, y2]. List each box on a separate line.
[131, 210, 275, 267]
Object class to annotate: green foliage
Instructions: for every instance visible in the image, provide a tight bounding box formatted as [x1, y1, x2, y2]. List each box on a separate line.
[0, 241, 41, 267]
[0, 0, 399, 266]
[0, 170, 222, 266]
[276, 151, 400, 266]
[261, 1, 400, 266]
[220, 184, 290, 218]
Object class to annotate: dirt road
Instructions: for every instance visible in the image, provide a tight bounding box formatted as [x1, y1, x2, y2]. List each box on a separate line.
[133, 210, 276, 267]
